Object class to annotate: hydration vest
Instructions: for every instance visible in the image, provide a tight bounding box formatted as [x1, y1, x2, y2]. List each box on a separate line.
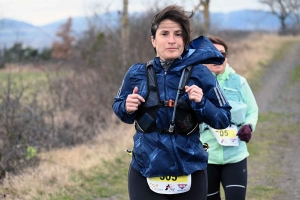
[222, 73, 247, 126]
[135, 60, 199, 135]
[200, 73, 247, 133]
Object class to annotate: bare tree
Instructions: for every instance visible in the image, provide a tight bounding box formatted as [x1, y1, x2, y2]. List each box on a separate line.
[121, 0, 130, 67]
[287, 0, 300, 32]
[259, 0, 293, 34]
[194, 0, 210, 36]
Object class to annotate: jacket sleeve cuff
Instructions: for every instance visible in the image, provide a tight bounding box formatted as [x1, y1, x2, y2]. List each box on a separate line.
[192, 98, 205, 109]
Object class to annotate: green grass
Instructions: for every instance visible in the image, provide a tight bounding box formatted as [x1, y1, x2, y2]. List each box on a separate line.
[258, 112, 292, 122]
[272, 41, 294, 62]
[0, 72, 48, 89]
[0, 71, 49, 103]
[35, 155, 131, 200]
[0, 70, 67, 90]
[248, 185, 284, 200]
[0, 70, 68, 108]
[246, 110, 300, 200]
[247, 65, 264, 93]
[290, 64, 300, 83]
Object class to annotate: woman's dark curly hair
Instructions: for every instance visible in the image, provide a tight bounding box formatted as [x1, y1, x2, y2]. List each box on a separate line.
[151, 5, 194, 47]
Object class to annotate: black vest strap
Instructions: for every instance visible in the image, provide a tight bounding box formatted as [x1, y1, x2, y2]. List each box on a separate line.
[135, 60, 197, 135]
[135, 121, 199, 136]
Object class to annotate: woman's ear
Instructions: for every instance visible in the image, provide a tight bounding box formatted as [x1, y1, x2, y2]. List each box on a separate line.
[151, 36, 156, 47]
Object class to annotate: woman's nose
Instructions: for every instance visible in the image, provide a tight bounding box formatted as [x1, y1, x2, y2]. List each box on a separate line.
[168, 34, 176, 43]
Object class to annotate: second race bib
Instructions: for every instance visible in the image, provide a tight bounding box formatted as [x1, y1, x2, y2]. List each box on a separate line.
[209, 124, 239, 146]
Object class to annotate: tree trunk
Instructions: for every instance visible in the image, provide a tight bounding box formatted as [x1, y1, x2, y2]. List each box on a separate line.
[194, 0, 210, 36]
[202, 0, 210, 36]
[121, 0, 130, 67]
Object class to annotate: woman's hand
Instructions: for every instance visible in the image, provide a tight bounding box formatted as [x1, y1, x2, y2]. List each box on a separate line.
[125, 86, 145, 113]
[237, 124, 252, 143]
[185, 85, 203, 103]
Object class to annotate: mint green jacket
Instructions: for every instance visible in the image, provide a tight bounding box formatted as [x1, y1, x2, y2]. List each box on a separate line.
[200, 64, 259, 164]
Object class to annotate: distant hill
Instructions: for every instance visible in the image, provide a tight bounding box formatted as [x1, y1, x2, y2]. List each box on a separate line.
[0, 9, 285, 49]
[210, 10, 281, 31]
[0, 19, 52, 49]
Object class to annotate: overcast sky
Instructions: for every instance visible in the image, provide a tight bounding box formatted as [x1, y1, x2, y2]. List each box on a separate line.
[0, 0, 267, 26]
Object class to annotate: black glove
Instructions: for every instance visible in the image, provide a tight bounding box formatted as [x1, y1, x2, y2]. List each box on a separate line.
[237, 124, 252, 143]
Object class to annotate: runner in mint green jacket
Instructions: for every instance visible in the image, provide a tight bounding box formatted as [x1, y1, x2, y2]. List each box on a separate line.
[200, 36, 258, 200]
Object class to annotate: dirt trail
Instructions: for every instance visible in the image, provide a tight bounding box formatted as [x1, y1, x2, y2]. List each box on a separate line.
[254, 41, 300, 199]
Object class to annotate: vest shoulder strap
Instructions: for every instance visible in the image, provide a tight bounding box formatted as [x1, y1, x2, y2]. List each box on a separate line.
[146, 60, 156, 89]
[180, 65, 193, 91]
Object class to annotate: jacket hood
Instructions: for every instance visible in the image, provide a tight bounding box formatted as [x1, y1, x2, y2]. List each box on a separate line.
[184, 35, 225, 66]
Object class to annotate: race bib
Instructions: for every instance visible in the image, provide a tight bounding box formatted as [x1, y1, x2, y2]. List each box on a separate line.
[147, 175, 191, 194]
[209, 125, 239, 146]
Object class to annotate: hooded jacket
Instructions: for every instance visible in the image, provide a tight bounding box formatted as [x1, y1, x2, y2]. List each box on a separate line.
[200, 64, 259, 164]
[112, 36, 232, 177]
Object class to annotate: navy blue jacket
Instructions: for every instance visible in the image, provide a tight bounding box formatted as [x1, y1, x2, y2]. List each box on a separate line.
[112, 36, 231, 177]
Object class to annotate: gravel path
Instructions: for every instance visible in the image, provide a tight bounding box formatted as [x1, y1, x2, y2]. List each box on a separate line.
[254, 41, 300, 199]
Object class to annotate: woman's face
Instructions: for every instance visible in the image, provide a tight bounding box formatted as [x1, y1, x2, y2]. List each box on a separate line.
[151, 19, 184, 61]
[206, 44, 228, 75]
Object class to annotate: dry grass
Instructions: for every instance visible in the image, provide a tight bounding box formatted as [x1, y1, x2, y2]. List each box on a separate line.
[1, 121, 134, 200]
[228, 33, 300, 79]
[1, 32, 300, 200]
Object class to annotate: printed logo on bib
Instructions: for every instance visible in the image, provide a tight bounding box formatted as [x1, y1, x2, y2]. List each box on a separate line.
[147, 175, 191, 194]
[209, 124, 239, 146]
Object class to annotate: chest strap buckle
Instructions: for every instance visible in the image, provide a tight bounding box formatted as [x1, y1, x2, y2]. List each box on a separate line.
[164, 99, 175, 107]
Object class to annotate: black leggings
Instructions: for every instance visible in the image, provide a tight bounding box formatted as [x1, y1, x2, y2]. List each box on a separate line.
[206, 158, 247, 200]
[128, 165, 207, 200]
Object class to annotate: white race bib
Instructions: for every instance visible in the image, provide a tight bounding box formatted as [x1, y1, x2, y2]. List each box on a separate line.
[209, 124, 239, 146]
[147, 174, 191, 194]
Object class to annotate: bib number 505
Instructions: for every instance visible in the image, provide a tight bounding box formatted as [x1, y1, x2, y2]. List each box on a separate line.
[160, 176, 177, 181]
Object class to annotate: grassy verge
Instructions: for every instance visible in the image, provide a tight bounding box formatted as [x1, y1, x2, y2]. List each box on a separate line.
[246, 110, 300, 199]
[246, 113, 285, 199]
[35, 155, 131, 200]
[247, 40, 295, 93]
[290, 64, 300, 83]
